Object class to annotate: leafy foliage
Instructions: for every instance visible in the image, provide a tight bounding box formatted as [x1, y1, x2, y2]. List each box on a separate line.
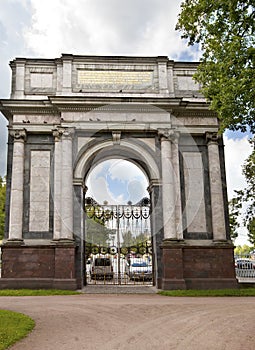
[85, 217, 115, 246]
[234, 244, 254, 256]
[228, 198, 240, 241]
[247, 218, 255, 246]
[85, 205, 115, 246]
[176, 0, 255, 133]
[231, 143, 255, 246]
[122, 231, 150, 247]
[0, 176, 6, 240]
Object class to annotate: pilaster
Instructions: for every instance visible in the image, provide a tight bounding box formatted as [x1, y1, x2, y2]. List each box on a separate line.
[62, 55, 73, 93]
[157, 57, 168, 94]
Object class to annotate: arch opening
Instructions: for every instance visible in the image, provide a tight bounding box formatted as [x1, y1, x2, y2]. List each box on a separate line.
[83, 159, 154, 286]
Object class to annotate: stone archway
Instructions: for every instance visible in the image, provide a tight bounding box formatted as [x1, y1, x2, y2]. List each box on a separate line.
[72, 137, 162, 289]
[0, 54, 237, 290]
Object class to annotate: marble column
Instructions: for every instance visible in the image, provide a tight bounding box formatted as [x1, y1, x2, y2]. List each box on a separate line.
[172, 132, 183, 240]
[158, 129, 177, 240]
[60, 128, 74, 240]
[52, 128, 64, 240]
[206, 132, 226, 241]
[8, 129, 26, 241]
[148, 179, 163, 288]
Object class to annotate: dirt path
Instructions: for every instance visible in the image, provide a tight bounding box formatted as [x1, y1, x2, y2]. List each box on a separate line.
[0, 294, 255, 350]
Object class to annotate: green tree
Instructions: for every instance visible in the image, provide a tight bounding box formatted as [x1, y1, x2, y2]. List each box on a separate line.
[247, 218, 255, 247]
[232, 144, 255, 246]
[228, 198, 240, 242]
[85, 205, 114, 246]
[234, 244, 253, 256]
[176, 0, 255, 133]
[0, 176, 6, 240]
[85, 218, 114, 246]
[122, 230, 134, 247]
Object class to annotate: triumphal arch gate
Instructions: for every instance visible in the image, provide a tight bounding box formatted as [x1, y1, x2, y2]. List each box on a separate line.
[0, 55, 237, 289]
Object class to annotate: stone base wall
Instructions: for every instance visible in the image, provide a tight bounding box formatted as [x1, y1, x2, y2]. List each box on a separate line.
[161, 241, 238, 290]
[0, 243, 77, 290]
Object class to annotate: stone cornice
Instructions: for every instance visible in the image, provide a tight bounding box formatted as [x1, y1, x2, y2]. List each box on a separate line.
[1, 96, 215, 120]
[0, 99, 59, 118]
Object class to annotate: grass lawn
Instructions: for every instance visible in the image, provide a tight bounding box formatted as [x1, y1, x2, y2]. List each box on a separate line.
[158, 288, 255, 297]
[0, 310, 35, 350]
[0, 289, 81, 297]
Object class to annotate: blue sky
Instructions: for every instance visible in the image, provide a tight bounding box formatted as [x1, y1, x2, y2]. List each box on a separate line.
[0, 0, 253, 244]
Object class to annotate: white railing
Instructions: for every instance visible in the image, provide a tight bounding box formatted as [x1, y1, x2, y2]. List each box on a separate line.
[235, 255, 255, 279]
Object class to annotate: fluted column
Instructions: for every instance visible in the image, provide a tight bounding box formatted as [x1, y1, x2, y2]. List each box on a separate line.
[206, 132, 226, 241]
[8, 129, 26, 241]
[60, 128, 74, 240]
[158, 129, 177, 240]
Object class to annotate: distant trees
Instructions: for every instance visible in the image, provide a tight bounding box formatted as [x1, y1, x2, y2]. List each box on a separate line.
[85, 218, 115, 246]
[122, 231, 150, 247]
[234, 245, 254, 257]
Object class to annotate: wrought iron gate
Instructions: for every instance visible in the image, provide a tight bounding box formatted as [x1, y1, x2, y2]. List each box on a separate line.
[84, 197, 153, 285]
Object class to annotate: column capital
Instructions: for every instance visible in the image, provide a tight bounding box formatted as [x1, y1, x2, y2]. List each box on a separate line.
[62, 127, 75, 140]
[158, 128, 179, 142]
[52, 127, 65, 142]
[147, 179, 162, 193]
[206, 132, 219, 145]
[9, 128, 26, 142]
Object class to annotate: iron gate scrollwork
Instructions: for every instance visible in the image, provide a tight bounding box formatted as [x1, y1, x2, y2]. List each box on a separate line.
[84, 197, 153, 285]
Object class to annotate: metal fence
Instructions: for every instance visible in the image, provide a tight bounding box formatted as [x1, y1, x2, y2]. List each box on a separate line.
[235, 255, 255, 279]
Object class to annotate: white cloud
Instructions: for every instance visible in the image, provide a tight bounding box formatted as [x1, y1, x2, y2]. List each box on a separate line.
[86, 159, 148, 204]
[224, 135, 253, 246]
[224, 135, 252, 199]
[108, 160, 147, 183]
[23, 0, 196, 59]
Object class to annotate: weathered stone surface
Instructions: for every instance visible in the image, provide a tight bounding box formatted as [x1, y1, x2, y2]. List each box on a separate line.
[0, 55, 234, 290]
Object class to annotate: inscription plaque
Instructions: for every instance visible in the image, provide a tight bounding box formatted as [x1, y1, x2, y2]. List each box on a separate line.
[77, 69, 153, 90]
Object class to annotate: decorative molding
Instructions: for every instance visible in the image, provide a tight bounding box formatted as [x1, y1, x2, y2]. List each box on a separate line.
[9, 128, 26, 141]
[62, 127, 75, 140]
[158, 128, 179, 142]
[206, 132, 219, 145]
[52, 127, 65, 142]
[112, 131, 121, 145]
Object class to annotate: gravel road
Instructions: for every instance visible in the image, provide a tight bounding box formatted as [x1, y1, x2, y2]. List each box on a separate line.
[1, 294, 255, 350]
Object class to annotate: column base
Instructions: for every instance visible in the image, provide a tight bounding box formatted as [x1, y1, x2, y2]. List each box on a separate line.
[4, 239, 24, 246]
[0, 278, 77, 290]
[161, 240, 238, 290]
[162, 278, 186, 290]
[51, 238, 75, 245]
[1, 243, 77, 288]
